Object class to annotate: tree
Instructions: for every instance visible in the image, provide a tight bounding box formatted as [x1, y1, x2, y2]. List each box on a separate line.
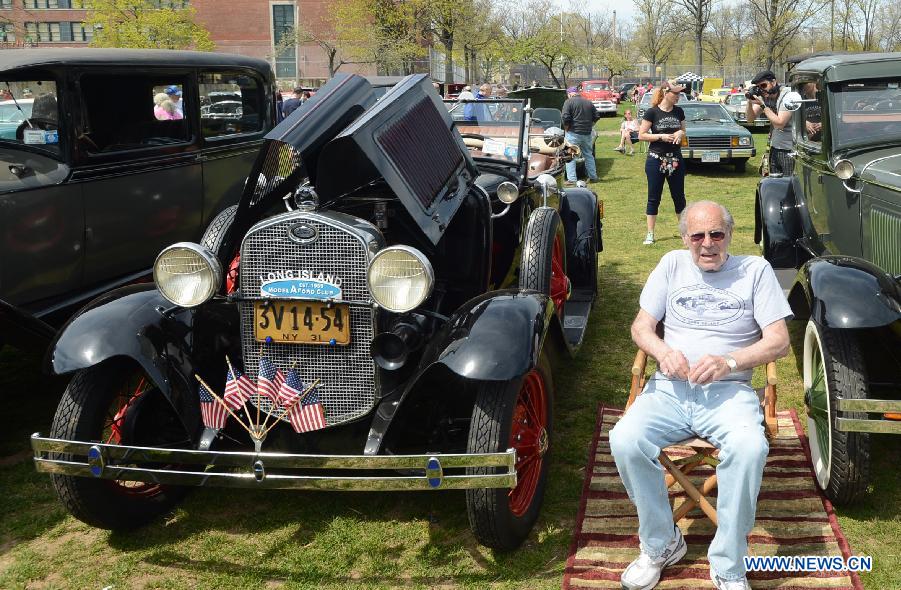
[565, 1, 612, 79]
[86, 0, 214, 50]
[501, 0, 580, 87]
[673, 0, 714, 71]
[704, 4, 734, 78]
[334, 0, 428, 75]
[746, 0, 822, 70]
[419, 0, 476, 85]
[633, 0, 676, 79]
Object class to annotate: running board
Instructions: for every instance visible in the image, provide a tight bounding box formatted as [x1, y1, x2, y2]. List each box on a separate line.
[562, 295, 593, 349]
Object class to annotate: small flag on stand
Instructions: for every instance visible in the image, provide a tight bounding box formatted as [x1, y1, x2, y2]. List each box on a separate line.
[198, 381, 228, 430]
[276, 369, 326, 433]
[289, 384, 327, 433]
[224, 365, 254, 410]
[257, 356, 284, 405]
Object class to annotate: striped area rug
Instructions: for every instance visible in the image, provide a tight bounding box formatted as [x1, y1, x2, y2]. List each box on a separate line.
[562, 406, 864, 590]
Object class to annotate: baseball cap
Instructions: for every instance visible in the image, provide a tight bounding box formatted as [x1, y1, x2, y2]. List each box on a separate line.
[567, 86, 578, 93]
[751, 70, 776, 85]
[660, 80, 686, 94]
[164, 85, 182, 96]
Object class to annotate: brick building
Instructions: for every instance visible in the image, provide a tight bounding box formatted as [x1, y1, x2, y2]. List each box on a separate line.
[0, 0, 373, 86]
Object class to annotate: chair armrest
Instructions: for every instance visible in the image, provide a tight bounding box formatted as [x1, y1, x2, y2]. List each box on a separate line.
[766, 361, 777, 386]
[626, 350, 648, 410]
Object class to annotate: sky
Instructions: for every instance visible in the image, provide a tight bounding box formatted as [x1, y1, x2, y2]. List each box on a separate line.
[556, 0, 638, 26]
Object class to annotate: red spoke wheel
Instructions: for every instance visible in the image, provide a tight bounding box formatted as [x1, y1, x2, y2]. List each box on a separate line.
[466, 351, 554, 550]
[520, 208, 569, 318]
[508, 369, 549, 516]
[49, 360, 192, 529]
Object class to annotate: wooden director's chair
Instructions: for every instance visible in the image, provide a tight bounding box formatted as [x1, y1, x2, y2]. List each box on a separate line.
[625, 347, 778, 526]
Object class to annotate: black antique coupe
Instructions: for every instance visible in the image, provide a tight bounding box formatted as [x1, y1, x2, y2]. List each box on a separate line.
[755, 52, 901, 506]
[31, 74, 602, 550]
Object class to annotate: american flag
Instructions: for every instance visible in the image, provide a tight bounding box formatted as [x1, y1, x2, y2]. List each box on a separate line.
[198, 381, 228, 430]
[277, 370, 326, 433]
[257, 356, 284, 405]
[224, 365, 254, 410]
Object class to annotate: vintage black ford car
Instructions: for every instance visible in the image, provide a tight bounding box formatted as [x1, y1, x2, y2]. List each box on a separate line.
[31, 74, 602, 550]
[755, 52, 901, 505]
[1, 49, 278, 354]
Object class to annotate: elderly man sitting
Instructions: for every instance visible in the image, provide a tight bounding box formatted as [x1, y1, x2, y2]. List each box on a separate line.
[610, 200, 792, 590]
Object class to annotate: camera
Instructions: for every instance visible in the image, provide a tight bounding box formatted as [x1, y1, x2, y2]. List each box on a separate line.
[745, 85, 763, 101]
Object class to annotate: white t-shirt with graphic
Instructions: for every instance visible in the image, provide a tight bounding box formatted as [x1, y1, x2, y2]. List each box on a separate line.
[639, 250, 793, 382]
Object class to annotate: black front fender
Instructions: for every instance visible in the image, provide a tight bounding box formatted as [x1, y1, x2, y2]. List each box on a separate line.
[47, 284, 200, 433]
[793, 257, 901, 328]
[755, 176, 805, 269]
[561, 187, 601, 290]
[426, 290, 554, 382]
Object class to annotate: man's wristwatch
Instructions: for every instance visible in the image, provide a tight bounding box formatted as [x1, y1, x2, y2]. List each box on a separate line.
[724, 355, 738, 373]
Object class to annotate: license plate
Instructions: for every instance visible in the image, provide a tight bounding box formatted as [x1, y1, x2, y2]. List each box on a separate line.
[701, 151, 721, 163]
[254, 301, 350, 345]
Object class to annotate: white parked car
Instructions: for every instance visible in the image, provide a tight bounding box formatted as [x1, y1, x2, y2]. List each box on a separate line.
[592, 99, 617, 117]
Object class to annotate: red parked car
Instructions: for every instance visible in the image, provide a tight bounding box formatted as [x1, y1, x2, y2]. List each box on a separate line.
[578, 79, 618, 104]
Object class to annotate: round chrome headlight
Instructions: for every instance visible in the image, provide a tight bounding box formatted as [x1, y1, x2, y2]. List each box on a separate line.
[367, 246, 434, 312]
[834, 159, 855, 180]
[153, 243, 222, 307]
[738, 136, 751, 146]
[497, 181, 520, 204]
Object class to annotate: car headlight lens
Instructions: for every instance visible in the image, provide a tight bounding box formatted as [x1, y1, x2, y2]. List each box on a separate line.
[834, 159, 855, 180]
[497, 181, 520, 204]
[367, 246, 434, 312]
[739, 136, 751, 146]
[153, 243, 222, 307]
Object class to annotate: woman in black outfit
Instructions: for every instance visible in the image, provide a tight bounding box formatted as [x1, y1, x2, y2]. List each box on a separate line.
[637, 80, 687, 244]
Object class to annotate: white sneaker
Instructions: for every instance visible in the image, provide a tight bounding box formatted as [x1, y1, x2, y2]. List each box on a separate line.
[643, 231, 655, 245]
[709, 569, 751, 590]
[620, 527, 687, 590]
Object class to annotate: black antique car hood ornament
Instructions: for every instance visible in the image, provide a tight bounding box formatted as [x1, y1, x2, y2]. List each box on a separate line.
[315, 74, 478, 245]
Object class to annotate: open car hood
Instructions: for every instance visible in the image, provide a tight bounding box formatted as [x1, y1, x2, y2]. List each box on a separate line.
[315, 74, 478, 245]
[217, 74, 376, 265]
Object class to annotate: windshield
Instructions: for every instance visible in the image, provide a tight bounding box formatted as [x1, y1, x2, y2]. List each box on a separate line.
[682, 103, 732, 122]
[832, 79, 901, 149]
[585, 83, 609, 91]
[445, 99, 527, 164]
[0, 80, 59, 152]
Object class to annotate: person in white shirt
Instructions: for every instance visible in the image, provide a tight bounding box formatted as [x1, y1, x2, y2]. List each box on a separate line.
[615, 109, 639, 155]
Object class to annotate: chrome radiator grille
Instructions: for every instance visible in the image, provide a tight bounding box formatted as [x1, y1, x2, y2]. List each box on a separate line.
[869, 207, 901, 276]
[239, 213, 377, 427]
[687, 136, 732, 149]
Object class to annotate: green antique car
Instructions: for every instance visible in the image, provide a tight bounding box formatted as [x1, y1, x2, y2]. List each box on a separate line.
[755, 52, 901, 506]
[679, 101, 756, 172]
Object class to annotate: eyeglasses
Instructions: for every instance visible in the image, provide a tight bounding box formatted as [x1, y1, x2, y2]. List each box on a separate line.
[688, 230, 727, 243]
[758, 81, 773, 89]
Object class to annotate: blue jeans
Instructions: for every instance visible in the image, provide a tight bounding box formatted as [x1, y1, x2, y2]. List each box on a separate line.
[609, 375, 768, 580]
[644, 155, 686, 216]
[565, 131, 598, 181]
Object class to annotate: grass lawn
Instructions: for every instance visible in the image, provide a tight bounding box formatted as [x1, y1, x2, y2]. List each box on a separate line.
[0, 102, 898, 589]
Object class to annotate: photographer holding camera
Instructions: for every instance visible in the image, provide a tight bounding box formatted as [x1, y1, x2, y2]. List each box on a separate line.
[745, 70, 793, 175]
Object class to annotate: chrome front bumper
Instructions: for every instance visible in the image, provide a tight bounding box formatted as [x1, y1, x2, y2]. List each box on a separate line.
[836, 399, 901, 434]
[684, 147, 756, 159]
[31, 434, 517, 491]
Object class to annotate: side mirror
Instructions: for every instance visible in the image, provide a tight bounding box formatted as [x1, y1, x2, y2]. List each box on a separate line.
[782, 91, 804, 111]
[544, 126, 565, 147]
